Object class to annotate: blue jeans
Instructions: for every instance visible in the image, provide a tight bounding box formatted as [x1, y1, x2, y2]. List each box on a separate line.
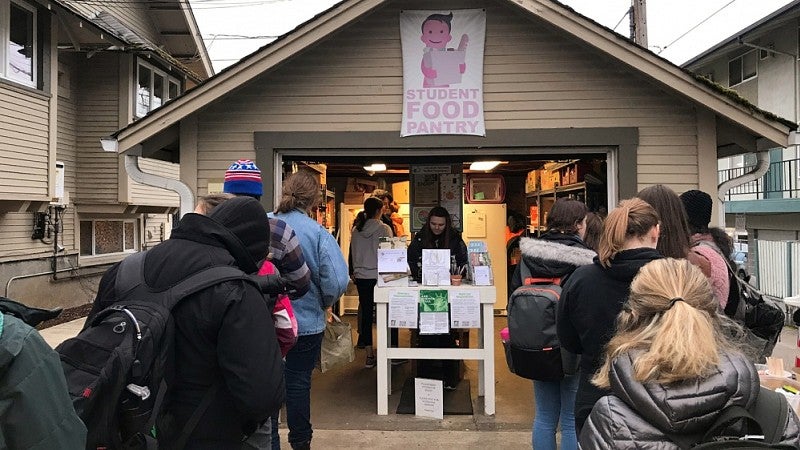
[271, 332, 323, 449]
[532, 375, 578, 450]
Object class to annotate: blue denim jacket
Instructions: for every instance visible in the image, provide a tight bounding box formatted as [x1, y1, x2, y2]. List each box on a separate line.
[270, 209, 349, 336]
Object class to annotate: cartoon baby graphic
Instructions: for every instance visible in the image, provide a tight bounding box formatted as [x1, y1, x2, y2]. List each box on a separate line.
[420, 12, 469, 88]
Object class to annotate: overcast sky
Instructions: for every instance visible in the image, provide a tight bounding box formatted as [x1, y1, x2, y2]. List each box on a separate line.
[191, 0, 796, 73]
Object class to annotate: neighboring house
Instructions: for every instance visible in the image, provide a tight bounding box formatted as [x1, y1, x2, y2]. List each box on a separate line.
[104, 0, 793, 270]
[0, 0, 211, 311]
[684, 1, 800, 299]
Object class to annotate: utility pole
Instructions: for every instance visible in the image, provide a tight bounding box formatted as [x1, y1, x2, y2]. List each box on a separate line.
[630, 0, 648, 47]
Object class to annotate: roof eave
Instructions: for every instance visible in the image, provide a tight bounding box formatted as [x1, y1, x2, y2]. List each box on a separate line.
[114, 0, 385, 152]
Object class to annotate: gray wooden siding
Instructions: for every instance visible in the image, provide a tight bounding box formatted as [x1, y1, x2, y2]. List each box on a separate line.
[57, 54, 79, 252]
[130, 158, 181, 206]
[0, 83, 50, 198]
[191, 1, 699, 194]
[61, 1, 161, 46]
[76, 54, 120, 204]
[143, 213, 171, 249]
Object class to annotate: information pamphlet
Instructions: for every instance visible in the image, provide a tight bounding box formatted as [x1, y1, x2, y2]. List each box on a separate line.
[377, 248, 408, 274]
[419, 289, 449, 334]
[414, 378, 444, 419]
[388, 290, 418, 328]
[422, 249, 451, 286]
[449, 290, 481, 328]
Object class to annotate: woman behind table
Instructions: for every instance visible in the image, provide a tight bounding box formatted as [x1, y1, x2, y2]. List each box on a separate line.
[407, 206, 468, 389]
[556, 198, 662, 434]
[580, 258, 800, 448]
[350, 197, 393, 368]
[269, 171, 349, 450]
[510, 198, 596, 450]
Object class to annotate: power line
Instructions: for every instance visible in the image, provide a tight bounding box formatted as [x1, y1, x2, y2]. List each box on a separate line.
[204, 33, 280, 40]
[612, 7, 631, 32]
[66, 0, 292, 10]
[658, 0, 738, 54]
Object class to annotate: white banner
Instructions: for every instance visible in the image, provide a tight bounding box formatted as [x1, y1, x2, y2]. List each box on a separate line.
[400, 9, 486, 137]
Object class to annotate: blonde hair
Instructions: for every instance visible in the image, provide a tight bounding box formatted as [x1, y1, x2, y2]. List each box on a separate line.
[275, 170, 320, 214]
[195, 193, 234, 215]
[592, 258, 732, 388]
[597, 198, 659, 268]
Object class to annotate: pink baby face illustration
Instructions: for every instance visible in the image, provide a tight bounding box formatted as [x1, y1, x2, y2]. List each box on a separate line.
[421, 19, 452, 49]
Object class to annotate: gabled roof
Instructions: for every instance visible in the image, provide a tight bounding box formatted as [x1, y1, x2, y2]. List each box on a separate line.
[53, 0, 213, 80]
[683, 0, 800, 68]
[112, 0, 795, 152]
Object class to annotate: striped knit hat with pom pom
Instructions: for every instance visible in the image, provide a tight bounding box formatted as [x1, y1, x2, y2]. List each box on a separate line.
[223, 159, 263, 198]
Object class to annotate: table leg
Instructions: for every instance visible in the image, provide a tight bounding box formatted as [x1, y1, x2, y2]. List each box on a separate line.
[482, 304, 495, 415]
[377, 302, 389, 415]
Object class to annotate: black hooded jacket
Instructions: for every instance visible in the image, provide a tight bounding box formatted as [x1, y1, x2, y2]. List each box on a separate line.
[90, 197, 284, 448]
[556, 247, 662, 374]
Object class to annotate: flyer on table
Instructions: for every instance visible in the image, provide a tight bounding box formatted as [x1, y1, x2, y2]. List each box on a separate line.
[400, 9, 486, 137]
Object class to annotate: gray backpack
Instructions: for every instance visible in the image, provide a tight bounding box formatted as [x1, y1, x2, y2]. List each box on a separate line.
[504, 262, 575, 381]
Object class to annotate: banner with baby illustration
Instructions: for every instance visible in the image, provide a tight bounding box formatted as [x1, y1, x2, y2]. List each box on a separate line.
[400, 9, 486, 137]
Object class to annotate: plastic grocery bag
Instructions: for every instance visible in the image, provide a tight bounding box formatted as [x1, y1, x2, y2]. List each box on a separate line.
[317, 313, 355, 373]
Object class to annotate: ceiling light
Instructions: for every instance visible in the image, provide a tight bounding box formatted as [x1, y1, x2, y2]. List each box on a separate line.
[469, 161, 501, 171]
[363, 163, 387, 172]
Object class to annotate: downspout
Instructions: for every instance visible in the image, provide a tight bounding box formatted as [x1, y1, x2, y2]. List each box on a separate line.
[717, 150, 771, 224]
[124, 154, 195, 218]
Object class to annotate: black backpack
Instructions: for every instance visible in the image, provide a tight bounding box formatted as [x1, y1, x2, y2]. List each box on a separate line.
[504, 262, 577, 381]
[666, 387, 795, 449]
[56, 252, 264, 450]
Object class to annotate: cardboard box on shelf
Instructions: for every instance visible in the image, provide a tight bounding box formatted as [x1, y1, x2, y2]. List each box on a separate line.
[525, 170, 539, 193]
[344, 191, 366, 205]
[540, 170, 560, 191]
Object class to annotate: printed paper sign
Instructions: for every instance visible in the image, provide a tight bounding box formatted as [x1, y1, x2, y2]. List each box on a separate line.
[419, 289, 450, 334]
[378, 248, 408, 274]
[400, 9, 486, 137]
[450, 290, 480, 328]
[388, 290, 418, 328]
[415, 378, 444, 419]
[422, 249, 451, 286]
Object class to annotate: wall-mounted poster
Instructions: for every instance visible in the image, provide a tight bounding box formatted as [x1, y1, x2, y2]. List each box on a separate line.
[410, 164, 463, 232]
[400, 9, 486, 137]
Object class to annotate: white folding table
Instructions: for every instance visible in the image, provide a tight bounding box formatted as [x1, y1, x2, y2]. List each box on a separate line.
[374, 284, 496, 415]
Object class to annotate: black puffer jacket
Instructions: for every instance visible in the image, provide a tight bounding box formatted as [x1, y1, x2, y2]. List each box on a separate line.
[580, 351, 800, 449]
[509, 232, 595, 293]
[91, 197, 284, 448]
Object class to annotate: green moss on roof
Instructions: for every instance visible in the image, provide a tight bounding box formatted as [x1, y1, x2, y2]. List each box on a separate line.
[690, 73, 797, 130]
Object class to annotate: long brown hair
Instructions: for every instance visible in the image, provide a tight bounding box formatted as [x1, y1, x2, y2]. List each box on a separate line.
[597, 198, 659, 268]
[275, 170, 320, 214]
[419, 206, 452, 248]
[593, 258, 733, 387]
[582, 212, 604, 252]
[636, 185, 691, 259]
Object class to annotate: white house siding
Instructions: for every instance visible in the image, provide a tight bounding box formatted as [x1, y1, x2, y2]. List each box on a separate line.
[57, 54, 79, 252]
[0, 84, 50, 199]
[61, 1, 161, 47]
[190, 1, 699, 195]
[75, 53, 121, 204]
[756, 24, 796, 121]
[130, 157, 181, 206]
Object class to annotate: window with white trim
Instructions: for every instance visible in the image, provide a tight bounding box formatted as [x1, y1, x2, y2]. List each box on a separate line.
[80, 219, 139, 256]
[0, 0, 37, 87]
[729, 51, 757, 86]
[136, 59, 181, 118]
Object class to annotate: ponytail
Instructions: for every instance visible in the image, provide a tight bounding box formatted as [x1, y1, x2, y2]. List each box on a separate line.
[597, 198, 659, 267]
[593, 258, 728, 388]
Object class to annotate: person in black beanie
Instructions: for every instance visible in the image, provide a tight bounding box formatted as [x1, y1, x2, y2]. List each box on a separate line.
[679, 189, 733, 309]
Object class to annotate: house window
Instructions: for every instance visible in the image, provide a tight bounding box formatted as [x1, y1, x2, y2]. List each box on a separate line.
[80, 219, 139, 256]
[135, 59, 181, 118]
[729, 51, 757, 86]
[0, 0, 37, 87]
